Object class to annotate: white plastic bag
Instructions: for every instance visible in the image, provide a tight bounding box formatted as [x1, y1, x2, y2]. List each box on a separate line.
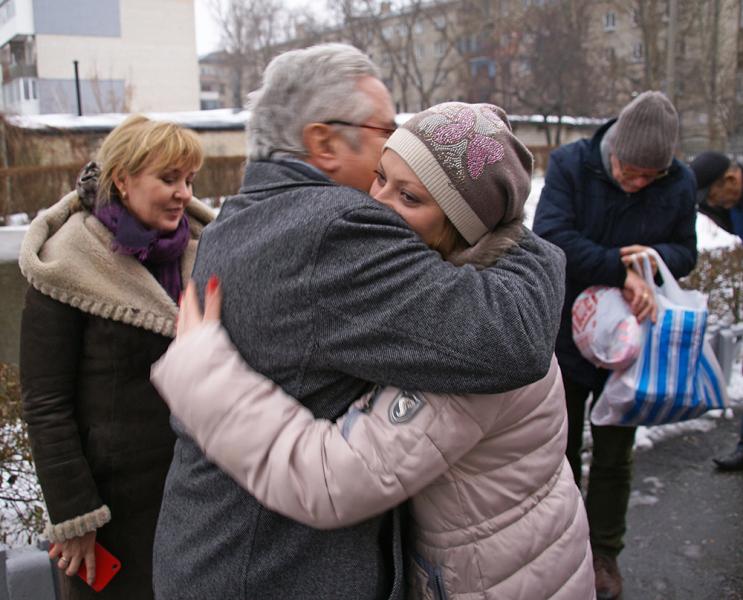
[591, 250, 728, 427]
[572, 285, 643, 371]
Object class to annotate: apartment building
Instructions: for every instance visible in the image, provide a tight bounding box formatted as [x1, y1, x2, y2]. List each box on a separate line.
[0, 0, 200, 115]
[316, 0, 743, 153]
[588, 0, 741, 153]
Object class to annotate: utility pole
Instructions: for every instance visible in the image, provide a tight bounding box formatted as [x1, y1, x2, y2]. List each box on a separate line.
[665, 0, 678, 105]
[73, 60, 82, 116]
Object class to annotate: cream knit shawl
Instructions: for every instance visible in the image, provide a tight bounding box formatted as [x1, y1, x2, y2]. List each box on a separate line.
[19, 191, 214, 338]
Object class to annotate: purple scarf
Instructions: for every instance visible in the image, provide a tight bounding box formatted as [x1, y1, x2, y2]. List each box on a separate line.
[95, 200, 189, 302]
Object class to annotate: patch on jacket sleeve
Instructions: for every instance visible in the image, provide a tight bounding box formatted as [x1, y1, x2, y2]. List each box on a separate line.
[388, 390, 426, 424]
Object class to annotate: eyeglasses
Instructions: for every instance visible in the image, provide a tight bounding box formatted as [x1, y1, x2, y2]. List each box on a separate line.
[614, 156, 670, 182]
[323, 120, 397, 138]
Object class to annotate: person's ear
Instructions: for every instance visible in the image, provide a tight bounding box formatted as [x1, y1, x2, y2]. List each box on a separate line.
[302, 123, 342, 174]
[113, 171, 128, 199]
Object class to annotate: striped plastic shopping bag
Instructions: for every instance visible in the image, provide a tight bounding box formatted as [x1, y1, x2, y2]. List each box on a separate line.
[591, 249, 728, 427]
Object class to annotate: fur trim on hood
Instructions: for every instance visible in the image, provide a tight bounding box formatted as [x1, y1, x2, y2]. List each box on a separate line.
[19, 191, 214, 338]
[448, 217, 525, 270]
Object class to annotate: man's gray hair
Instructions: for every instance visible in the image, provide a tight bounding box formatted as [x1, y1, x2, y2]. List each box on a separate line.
[247, 43, 382, 160]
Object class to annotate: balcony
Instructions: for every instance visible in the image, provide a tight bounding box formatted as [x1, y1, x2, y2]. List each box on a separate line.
[2, 61, 36, 81]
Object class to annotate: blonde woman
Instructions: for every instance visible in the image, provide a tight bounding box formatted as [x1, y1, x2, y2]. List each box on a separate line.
[19, 115, 213, 599]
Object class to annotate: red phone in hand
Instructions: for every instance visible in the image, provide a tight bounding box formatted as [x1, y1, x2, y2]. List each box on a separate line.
[77, 542, 121, 592]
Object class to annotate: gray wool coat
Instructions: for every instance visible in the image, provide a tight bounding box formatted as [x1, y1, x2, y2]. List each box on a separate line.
[152, 159, 566, 600]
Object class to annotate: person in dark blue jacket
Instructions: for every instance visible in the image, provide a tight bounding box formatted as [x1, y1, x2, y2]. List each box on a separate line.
[689, 151, 743, 472]
[533, 91, 698, 600]
[690, 151, 743, 239]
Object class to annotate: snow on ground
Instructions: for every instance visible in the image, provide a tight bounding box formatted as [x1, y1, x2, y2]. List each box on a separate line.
[7, 109, 250, 132]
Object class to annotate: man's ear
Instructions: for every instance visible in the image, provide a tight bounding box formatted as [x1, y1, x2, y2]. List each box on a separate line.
[302, 123, 342, 175]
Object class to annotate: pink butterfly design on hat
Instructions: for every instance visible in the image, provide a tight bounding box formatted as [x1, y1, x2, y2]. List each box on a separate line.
[431, 106, 505, 179]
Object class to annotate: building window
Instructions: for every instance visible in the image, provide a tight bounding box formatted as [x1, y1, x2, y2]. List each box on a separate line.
[631, 8, 640, 26]
[604, 12, 616, 31]
[19, 77, 38, 100]
[382, 26, 393, 40]
[470, 58, 496, 79]
[434, 40, 446, 57]
[632, 41, 644, 61]
[433, 15, 446, 30]
[413, 21, 424, 35]
[415, 44, 424, 59]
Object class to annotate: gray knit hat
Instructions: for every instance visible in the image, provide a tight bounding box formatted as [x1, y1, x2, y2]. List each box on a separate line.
[384, 102, 533, 245]
[610, 91, 679, 170]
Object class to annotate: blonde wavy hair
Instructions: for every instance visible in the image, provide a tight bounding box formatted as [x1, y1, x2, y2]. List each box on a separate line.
[96, 115, 204, 206]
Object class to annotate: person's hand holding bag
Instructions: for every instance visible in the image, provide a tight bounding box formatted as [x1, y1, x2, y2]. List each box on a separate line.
[622, 256, 658, 324]
[572, 285, 644, 371]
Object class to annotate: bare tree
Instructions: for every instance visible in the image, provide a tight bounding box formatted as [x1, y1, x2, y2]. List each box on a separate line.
[87, 63, 133, 113]
[327, 0, 478, 112]
[675, 0, 738, 150]
[615, 0, 667, 90]
[0, 363, 44, 544]
[498, 0, 610, 145]
[209, 0, 287, 108]
[615, 0, 739, 151]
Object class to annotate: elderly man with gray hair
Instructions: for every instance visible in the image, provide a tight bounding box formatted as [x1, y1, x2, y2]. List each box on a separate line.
[534, 91, 697, 600]
[152, 43, 566, 600]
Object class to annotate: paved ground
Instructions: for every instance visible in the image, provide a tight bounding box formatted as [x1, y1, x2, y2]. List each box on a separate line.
[620, 409, 743, 599]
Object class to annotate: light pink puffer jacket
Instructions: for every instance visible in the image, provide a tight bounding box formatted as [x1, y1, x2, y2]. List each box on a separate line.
[152, 323, 594, 600]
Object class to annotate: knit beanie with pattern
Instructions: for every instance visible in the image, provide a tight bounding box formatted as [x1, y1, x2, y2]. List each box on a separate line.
[384, 102, 533, 245]
[610, 91, 679, 170]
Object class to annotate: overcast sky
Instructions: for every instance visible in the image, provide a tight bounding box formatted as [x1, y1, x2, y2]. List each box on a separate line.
[194, 0, 325, 56]
[194, 0, 221, 55]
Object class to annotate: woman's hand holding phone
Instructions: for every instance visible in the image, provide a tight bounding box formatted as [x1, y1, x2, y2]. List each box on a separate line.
[49, 530, 96, 584]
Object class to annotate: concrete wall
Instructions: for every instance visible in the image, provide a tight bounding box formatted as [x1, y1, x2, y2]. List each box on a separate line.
[32, 0, 199, 113]
[37, 78, 126, 114]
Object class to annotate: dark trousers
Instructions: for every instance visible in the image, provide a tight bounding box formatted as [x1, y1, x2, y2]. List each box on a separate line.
[563, 374, 637, 558]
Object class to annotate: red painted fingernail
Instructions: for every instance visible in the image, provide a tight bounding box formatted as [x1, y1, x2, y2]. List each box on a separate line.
[178, 292, 183, 306]
[207, 275, 219, 293]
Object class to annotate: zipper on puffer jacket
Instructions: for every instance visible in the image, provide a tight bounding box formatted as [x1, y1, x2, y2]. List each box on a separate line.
[412, 551, 448, 600]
